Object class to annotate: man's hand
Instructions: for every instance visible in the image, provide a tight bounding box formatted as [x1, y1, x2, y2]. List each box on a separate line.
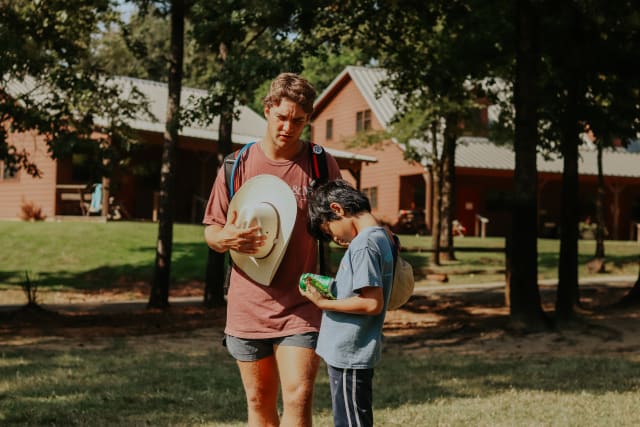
[204, 210, 266, 254]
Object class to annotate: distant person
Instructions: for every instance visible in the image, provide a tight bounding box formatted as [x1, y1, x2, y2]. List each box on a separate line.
[202, 72, 341, 427]
[452, 219, 466, 237]
[300, 179, 394, 427]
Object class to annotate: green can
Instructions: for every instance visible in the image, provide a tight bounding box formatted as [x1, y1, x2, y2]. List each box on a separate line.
[299, 273, 336, 299]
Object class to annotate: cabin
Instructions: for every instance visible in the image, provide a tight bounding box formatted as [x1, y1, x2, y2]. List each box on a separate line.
[1, 76, 376, 223]
[311, 66, 640, 240]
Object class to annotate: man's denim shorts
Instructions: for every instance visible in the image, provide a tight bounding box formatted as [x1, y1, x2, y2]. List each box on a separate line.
[223, 332, 318, 362]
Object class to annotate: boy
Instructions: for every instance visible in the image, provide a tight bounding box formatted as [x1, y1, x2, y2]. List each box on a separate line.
[300, 179, 394, 427]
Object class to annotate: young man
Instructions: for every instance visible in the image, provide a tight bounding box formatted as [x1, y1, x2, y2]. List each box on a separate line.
[300, 179, 395, 427]
[203, 73, 341, 427]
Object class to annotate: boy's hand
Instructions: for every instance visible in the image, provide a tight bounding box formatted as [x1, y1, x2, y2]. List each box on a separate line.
[299, 278, 327, 306]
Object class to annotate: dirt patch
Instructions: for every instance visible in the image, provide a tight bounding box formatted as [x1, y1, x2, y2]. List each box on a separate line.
[384, 284, 640, 357]
[1, 282, 639, 358]
[0, 280, 203, 305]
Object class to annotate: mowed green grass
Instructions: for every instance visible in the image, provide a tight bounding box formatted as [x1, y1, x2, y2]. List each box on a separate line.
[1, 221, 638, 292]
[1, 337, 639, 426]
[0, 221, 207, 292]
[1, 222, 639, 426]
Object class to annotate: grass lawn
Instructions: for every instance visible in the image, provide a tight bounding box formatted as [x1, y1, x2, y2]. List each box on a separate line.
[1, 221, 638, 295]
[1, 334, 639, 426]
[1, 221, 639, 426]
[331, 234, 639, 285]
[0, 221, 207, 293]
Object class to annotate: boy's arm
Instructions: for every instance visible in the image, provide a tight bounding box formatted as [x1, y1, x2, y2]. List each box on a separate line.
[300, 285, 384, 315]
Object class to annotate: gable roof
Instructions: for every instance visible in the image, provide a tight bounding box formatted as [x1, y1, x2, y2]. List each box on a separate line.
[314, 66, 397, 128]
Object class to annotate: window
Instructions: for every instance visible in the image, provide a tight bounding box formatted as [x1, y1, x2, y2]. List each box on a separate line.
[356, 109, 372, 132]
[362, 186, 378, 209]
[326, 119, 333, 140]
[0, 161, 18, 181]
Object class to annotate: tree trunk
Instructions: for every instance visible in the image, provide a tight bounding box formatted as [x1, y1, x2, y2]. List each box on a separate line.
[430, 163, 442, 266]
[203, 107, 234, 308]
[614, 260, 640, 307]
[204, 249, 227, 307]
[555, 90, 581, 321]
[555, 5, 584, 322]
[440, 113, 457, 261]
[594, 140, 606, 262]
[148, 0, 185, 309]
[508, 0, 549, 331]
[101, 176, 110, 218]
[430, 124, 442, 266]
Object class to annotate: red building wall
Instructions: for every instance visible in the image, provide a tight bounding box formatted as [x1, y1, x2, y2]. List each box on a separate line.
[456, 169, 514, 237]
[312, 79, 424, 225]
[0, 131, 57, 219]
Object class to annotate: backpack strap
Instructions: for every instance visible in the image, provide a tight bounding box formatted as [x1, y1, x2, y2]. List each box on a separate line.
[384, 226, 400, 266]
[225, 141, 327, 199]
[308, 142, 328, 192]
[224, 141, 255, 199]
[221, 142, 255, 296]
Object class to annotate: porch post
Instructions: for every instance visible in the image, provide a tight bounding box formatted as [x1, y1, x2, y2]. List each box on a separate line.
[608, 183, 624, 239]
[424, 167, 433, 232]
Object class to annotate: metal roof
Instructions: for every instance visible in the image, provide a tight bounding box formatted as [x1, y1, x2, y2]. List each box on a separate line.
[457, 137, 640, 178]
[4, 75, 377, 163]
[4, 75, 265, 144]
[324, 147, 377, 163]
[108, 76, 265, 144]
[315, 66, 398, 128]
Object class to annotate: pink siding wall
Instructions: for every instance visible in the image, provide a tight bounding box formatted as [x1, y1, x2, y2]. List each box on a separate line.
[312, 79, 425, 224]
[0, 131, 57, 219]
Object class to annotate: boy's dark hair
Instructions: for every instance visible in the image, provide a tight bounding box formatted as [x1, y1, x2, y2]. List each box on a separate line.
[308, 179, 371, 241]
[262, 72, 316, 114]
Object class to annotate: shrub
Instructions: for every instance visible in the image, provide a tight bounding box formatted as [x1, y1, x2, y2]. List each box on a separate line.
[22, 270, 39, 306]
[20, 200, 46, 221]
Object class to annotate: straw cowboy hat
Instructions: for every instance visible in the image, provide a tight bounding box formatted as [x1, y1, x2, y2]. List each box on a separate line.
[227, 174, 297, 286]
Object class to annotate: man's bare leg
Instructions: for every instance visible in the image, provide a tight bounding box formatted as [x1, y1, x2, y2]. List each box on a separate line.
[237, 356, 280, 427]
[275, 345, 321, 427]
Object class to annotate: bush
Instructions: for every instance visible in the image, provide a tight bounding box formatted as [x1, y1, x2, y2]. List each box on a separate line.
[22, 270, 39, 306]
[20, 200, 46, 221]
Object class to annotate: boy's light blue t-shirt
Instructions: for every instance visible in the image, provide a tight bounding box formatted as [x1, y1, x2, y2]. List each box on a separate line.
[315, 226, 394, 369]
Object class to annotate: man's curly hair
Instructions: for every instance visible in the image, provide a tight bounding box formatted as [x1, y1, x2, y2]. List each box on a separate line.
[262, 73, 316, 114]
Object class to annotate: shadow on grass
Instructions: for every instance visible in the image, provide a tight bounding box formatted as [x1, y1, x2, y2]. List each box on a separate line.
[2, 337, 640, 426]
[1, 282, 639, 425]
[0, 241, 208, 292]
[539, 252, 639, 272]
[374, 351, 640, 407]
[0, 343, 247, 426]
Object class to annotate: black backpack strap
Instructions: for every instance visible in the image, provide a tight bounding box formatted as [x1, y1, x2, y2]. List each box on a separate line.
[310, 142, 330, 275]
[221, 141, 255, 295]
[309, 142, 328, 191]
[223, 153, 236, 196]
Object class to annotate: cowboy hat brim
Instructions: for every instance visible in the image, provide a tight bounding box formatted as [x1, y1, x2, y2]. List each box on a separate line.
[227, 174, 297, 286]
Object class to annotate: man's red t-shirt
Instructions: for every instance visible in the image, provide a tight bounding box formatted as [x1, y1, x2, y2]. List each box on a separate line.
[203, 141, 341, 339]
